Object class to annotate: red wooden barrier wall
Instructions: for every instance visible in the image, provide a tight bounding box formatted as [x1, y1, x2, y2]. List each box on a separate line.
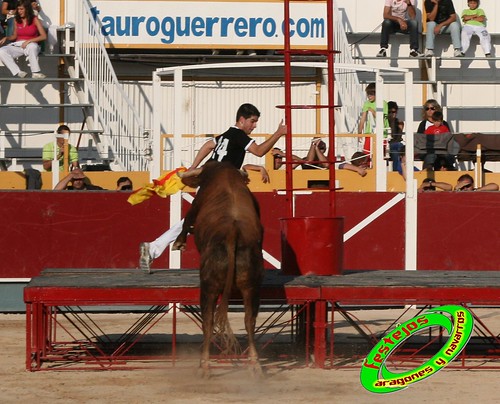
[0, 190, 498, 279]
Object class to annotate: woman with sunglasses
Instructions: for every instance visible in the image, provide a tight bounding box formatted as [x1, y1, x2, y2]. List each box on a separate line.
[416, 99, 456, 170]
[417, 99, 448, 133]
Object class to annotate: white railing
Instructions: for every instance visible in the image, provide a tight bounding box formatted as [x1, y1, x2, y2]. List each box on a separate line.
[333, 1, 365, 134]
[73, 0, 148, 171]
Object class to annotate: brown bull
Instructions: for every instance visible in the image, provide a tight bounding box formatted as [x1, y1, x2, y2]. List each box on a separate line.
[173, 161, 264, 377]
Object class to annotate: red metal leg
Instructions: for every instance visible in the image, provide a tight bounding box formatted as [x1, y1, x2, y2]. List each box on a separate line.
[313, 301, 327, 368]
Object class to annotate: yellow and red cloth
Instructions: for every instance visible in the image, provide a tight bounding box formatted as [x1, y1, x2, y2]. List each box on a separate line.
[127, 167, 187, 205]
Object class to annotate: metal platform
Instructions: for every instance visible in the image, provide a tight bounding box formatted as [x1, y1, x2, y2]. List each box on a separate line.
[24, 269, 500, 371]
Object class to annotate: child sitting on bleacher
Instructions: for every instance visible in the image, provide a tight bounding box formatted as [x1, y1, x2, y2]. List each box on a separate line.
[424, 111, 450, 135]
[460, 0, 492, 57]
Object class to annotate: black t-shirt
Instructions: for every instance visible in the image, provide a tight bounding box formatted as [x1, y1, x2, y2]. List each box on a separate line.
[209, 126, 254, 169]
[425, 0, 456, 24]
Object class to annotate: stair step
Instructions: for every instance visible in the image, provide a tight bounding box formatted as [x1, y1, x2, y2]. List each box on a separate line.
[0, 77, 83, 82]
[1, 129, 104, 135]
[40, 53, 76, 58]
[279, 49, 341, 56]
[0, 104, 93, 108]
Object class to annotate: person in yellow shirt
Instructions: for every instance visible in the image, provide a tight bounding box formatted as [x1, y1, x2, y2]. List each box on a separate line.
[42, 125, 79, 171]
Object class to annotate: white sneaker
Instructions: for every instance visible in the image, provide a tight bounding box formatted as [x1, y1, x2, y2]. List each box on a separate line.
[454, 49, 464, 57]
[17, 71, 27, 78]
[409, 49, 424, 58]
[376, 48, 387, 58]
[424, 49, 434, 57]
[32, 72, 46, 79]
[139, 242, 153, 272]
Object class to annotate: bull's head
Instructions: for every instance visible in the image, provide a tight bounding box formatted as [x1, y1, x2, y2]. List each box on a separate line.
[178, 168, 203, 189]
[179, 163, 249, 188]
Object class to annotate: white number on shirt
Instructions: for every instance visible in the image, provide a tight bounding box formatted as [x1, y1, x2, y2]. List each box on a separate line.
[213, 138, 229, 161]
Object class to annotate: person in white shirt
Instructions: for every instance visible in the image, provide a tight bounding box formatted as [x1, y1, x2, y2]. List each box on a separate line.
[377, 0, 423, 58]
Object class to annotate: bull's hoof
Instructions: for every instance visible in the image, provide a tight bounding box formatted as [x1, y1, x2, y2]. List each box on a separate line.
[248, 361, 263, 379]
[198, 361, 211, 379]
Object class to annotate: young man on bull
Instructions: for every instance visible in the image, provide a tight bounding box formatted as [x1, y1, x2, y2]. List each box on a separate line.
[139, 103, 287, 272]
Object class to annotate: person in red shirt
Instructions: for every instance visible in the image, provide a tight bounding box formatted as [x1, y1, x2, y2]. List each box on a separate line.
[421, 110, 455, 169]
[0, 0, 46, 78]
[424, 111, 451, 135]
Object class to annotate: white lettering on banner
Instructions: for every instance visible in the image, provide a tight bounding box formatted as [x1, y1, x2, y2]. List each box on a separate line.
[91, 1, 326, 48]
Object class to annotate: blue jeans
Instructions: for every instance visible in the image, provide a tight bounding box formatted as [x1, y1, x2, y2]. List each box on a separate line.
[426, 21, 461, 50]
[390, 141, 404, 172]
[380, 19, 419, 50]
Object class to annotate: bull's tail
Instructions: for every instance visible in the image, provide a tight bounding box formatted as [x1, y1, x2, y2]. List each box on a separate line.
[213, 222, 239, 354]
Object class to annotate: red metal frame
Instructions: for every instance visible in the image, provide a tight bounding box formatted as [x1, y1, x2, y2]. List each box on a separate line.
[25, 280, 314, 371]
[25, 270, 500, 371]
[324, 304, 500, 370]
[281, 0, 338, 216]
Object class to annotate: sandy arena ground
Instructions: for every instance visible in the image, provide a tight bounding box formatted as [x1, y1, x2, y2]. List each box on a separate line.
[1, 308, 498, 404]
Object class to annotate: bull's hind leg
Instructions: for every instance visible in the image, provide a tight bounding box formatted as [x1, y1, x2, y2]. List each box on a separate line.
[241, 287, 263, 377]
[199, 287, 217, 379]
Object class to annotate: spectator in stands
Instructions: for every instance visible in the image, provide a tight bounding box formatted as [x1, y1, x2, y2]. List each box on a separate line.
[1, 0, 17, 37]
[424, 111, 450, 135]
[424, 0, 462, 57]
[418, 177, 453, 192]
[54, 168, 104, 191]
[116, 176, 133, 191]
[460, 0, 491, 57]
[42, 125, 79, 172]
[453, 173, 498, 191]
[0, 0, 46, 78]
[387, 101, 405, 172]
[377, 0, 423, 58]
[339, 151, 370, 177]
[271, 147, 301, 170]
[301, 138, 329, 169]
[417, 99, 444, 133]
[358, 83, 389, 159]
[417, 101, 456, 170]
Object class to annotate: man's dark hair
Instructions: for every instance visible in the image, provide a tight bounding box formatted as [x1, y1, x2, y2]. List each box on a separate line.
[350, 151, 368, 167]
[236, 103, 260, 121]
[117, 176, 132, 186]
[422, 178, 436, 191]
[57, 124, 71, 134]
[458, 173, 474, 183]
[388, 101, 398, 111]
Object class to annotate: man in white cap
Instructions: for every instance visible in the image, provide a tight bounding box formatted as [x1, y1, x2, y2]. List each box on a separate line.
[42, 125, 79, 171]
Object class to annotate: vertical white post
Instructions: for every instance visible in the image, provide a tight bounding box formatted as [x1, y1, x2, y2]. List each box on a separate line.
[475, 145, 482, 188]
[0, 131, 4, 159]
[151, 70, 162, 180]
[169, 68, 184, 269]
[404, 71, 417, 271]
[375, 71, 386, 191]
[51, 132, 62, 188]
